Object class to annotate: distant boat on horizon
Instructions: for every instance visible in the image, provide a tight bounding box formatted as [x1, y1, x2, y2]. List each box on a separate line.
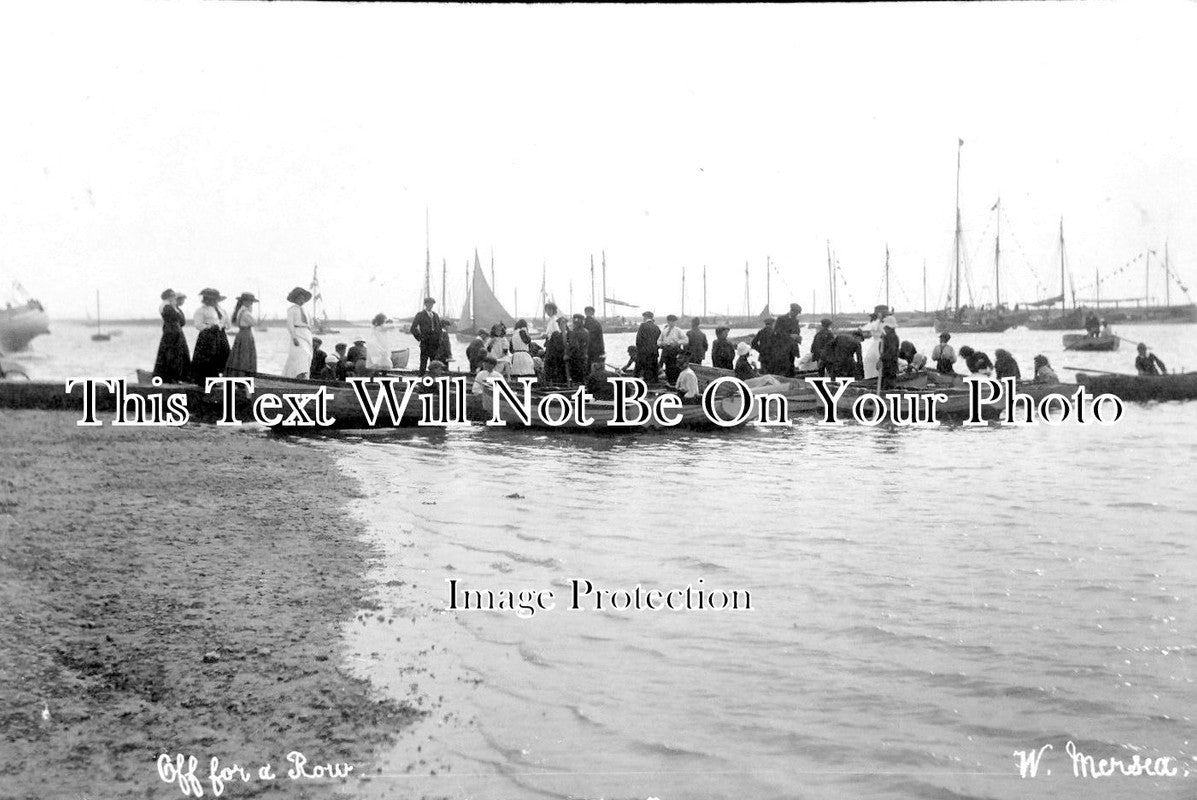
[91, 291, 112, 342]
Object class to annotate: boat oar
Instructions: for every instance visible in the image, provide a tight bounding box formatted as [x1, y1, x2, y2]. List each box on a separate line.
[1115, 335, 1148, 349]
[1063, 365, 1134, 376]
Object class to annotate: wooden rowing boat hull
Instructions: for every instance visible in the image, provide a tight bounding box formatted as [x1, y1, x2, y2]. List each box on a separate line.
[1063, 334, 1119, 352]
[1076, 371, 1197, 402]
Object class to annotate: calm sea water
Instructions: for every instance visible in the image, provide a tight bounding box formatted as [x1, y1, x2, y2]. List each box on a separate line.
[13, 320, 1197, 799]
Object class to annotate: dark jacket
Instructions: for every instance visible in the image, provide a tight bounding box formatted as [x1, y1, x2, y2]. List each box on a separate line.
[411, 309, 441, 345]
[466, 337, 487, 372]
[994, 352, 1021, 379]
[711, 338, 735, 370]
[734, 355, 758, 381]
[811, 328, 835, 361]
[567, 326, 590, 359]
[636, 321, 661, 355]
[774, 313, 802, 340]
[686, 328, 709, 364]
[826, 333, 863, 372]
[583, 316, 605, 361]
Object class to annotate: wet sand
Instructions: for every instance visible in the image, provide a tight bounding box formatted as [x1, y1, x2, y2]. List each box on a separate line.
[0, 411, 417, 799]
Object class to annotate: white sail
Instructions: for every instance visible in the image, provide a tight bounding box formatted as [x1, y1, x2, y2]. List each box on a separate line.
[467, 249, 515, 332]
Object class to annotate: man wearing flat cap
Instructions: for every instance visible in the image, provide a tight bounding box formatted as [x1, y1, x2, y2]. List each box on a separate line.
[411, 297, 441, 375]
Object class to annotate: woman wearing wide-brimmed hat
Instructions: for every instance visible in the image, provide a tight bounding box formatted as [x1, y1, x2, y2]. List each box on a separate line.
[152, 288, 191, 383]
[225, 292, 259, 377]
[191, 288, 231, 385]
[283, 286, 314, 378]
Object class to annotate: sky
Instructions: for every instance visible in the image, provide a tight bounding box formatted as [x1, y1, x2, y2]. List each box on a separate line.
[1, 1, 1194, 320]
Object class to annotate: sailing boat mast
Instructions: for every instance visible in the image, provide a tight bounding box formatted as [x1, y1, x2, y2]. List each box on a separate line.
[601, 251, 608, 320]
[590, 255, 595, 310]
[681, 266, 686, 316]
[884, 244, 890, 310]
[1163, 239, 1173, 308]
[766, 255, 771, 313]
[743, 261, 750, 316]
[1144, 247, 1151, 308]
[539, 260, 547, 319]
[441, 257, 446, 312]
[826, 241, 834, 318]
[922, 259, 927, 314]
[423, 208, 431, 302]
[1059, 217, 1066, 313]
[703, 266, 707, 317]
[994, 197, 1001, 309]
[95, 291, 102, 335]
[953, 138, 963, 313]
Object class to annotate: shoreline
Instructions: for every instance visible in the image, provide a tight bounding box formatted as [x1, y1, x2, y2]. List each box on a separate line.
[0, 411, 418, 799]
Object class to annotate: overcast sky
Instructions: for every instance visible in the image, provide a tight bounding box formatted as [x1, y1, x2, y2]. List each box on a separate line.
[1, 1, 1194, 320]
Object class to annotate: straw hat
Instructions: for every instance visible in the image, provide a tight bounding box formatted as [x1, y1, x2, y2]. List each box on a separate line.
[736, 342, 751, 357]
[200, 287, 225, 301]
[160, 288, 176, 300]
[238, 292, 257, 304]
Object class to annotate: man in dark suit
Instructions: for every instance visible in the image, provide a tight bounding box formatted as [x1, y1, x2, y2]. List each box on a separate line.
[635, 311, 661, 384]
[411, 297, 441, 375]
[583, 306, 605, 367]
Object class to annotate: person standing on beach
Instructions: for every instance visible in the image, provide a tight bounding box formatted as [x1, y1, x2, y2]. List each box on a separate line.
[282, 286, 314, 379]
[710, 326, 734, 370]
[583, 306, 605, 366]
[410, 297, 441, 375]
[152, 289, 191, 384]
[192, 288, 231, 386]
[635, 311, 661, 384]
[225, 292, 259, 377]
[686, 317, 708, 366]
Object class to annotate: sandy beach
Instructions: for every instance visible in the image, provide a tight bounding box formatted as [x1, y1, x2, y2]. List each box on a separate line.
[0, 411, 416, 799]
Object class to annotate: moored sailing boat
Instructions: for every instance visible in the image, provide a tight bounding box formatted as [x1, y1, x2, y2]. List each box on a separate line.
[309, 265, 340, 335]
[935, 142, 1015, 334]
[455, 249, 516, 342]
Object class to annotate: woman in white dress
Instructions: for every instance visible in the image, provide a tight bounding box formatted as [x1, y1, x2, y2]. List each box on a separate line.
[509, 319, 536, 377]
[368, 312, 395, 370]
[861, 313, 883, 381]
[283, 286, 314, 378]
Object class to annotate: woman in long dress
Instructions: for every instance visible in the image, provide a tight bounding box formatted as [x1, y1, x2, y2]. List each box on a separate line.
[282, 286, 314, 378]
[368, 312, 395, 370]
[191, 288, 231, 385]
[152, 288, 191, 383]
[509, 319, 536, 377]
[225, 292, 259, 376]
[861, 313, 883, 381]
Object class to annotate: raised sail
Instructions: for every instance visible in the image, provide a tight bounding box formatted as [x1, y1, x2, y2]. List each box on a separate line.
[468, 249, 515, 332]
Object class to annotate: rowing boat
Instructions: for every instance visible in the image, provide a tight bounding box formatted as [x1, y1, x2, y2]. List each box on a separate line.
[1063, 334, 1119, 352]
[1076, 371, 1197, 402]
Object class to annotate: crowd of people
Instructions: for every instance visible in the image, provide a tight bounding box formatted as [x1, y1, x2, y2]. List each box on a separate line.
[150, 288, 1170, 393]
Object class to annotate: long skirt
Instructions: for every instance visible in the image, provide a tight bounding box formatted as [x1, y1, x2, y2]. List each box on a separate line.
[192, 327, 231, 386]
[225, 328, 257, 376]
[283, 334, 314, 379]
[153, 326, 191, 384]
[510, 351, 536, 376]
